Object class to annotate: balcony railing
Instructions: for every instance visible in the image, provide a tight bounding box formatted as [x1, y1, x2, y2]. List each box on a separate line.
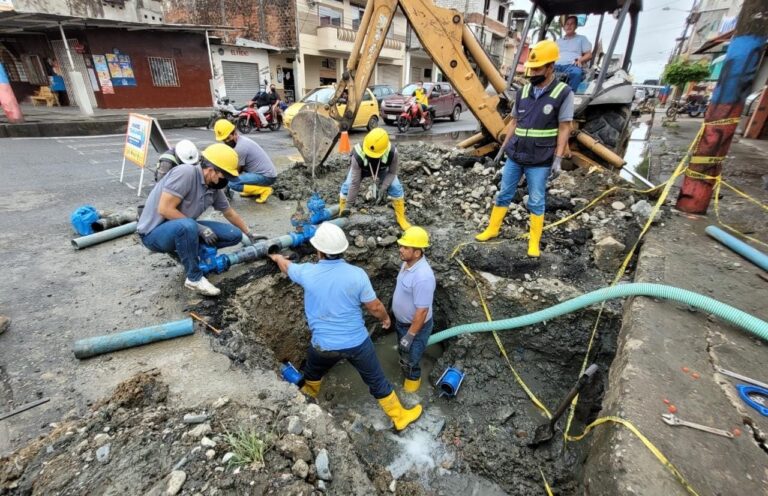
[301, 12, 405, 44]
[334, 26, 402, 49]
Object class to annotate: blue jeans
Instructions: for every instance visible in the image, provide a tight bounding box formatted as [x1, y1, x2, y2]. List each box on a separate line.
[339, 169, 404, 199]
[396, 318, 433, 380]
[228, 173, 276, 192]
[495, 158, 550, 215]
[301, 337, 392, 399]
[555, 64, 583, 93]
[141, 218, 242, 281]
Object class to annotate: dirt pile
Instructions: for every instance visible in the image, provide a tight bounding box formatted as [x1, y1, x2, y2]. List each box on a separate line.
[1, 370, 374, 495]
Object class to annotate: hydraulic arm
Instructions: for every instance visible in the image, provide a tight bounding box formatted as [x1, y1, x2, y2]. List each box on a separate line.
[290, 0, 512, 165]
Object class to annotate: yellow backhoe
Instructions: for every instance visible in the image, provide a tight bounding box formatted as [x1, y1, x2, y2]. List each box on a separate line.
[289, 0, 643, 182]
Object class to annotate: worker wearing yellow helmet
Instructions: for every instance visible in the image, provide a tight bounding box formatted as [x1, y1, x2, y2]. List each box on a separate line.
[391, 226, 436, 393]
[476, 39, 574, 258]
[338, 127, 412, 230]
[137, 143, 265, 296]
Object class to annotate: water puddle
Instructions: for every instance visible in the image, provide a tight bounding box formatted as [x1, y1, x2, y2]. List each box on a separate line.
[620, 122, 651, 186]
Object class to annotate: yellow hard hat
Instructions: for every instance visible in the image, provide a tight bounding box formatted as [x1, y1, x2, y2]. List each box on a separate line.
[363, 128, 390, 159]
[201, 143, 239, 177]
[525, 39, 560, 68]
[214, 119, 236, 141]
[397, 226, 430, 249]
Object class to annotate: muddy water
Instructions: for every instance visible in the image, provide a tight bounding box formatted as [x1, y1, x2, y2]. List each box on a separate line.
[620, 122, 651, 186]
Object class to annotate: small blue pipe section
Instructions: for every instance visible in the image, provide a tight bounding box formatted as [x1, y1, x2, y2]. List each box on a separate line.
[73, 318, 194, 359]
[705, 225, 768, 271]
[427, 283, 768, 346]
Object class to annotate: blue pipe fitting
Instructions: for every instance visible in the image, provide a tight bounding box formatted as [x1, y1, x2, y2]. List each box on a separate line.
[198, 244, 231, 275]
[71, 205, 100, 236]
[281, 361, 304, 385]
[737, 384, 768, 416]
[73, 318, 194, 359]
[436, 367, 465, 398]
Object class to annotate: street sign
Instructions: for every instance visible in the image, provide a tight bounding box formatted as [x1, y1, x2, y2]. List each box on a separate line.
[119, 113, 169, 196]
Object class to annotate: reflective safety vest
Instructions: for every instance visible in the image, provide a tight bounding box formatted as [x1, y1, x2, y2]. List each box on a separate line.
[352, 143, 394, 177]
[505, 80, 570, 166]
[153, 148, 180, 181]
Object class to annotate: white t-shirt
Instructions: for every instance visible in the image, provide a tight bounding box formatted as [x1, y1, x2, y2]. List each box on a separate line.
[557, 34, 592, 65]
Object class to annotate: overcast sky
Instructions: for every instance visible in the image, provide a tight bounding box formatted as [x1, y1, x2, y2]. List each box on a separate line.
[513, 0, 695, 82]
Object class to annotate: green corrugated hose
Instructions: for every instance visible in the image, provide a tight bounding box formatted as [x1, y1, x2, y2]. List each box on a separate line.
[427, 283, 768, 346]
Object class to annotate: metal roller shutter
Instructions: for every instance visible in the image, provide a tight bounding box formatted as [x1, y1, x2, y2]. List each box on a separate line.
[222, 61, 260, 105]
[377, 63, 401, 88]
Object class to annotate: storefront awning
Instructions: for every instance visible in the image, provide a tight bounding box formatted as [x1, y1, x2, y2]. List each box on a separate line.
[0, 11, 234, 34]
[693, 30, 735, 55]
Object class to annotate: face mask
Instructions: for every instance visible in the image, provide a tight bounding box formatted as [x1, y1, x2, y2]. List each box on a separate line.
[529, 74, 546, 86]
[210, 177, 229, 189]
[225, 139, 236, 149]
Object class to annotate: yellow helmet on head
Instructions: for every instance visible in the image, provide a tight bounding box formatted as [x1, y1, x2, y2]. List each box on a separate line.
[363, 128, 390, 159]
[201, 143, 239, 178]
[398, 226, 430, 249]
[525, 39, 560, 68]
[214, 119, 236, 141]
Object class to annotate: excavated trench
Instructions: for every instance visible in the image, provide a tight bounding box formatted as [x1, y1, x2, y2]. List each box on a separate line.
[200, 143, 653, 494]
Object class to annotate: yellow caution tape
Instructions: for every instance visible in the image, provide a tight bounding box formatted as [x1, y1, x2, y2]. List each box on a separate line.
[689, 155, 727, 164]
[539, 467, 554, 496]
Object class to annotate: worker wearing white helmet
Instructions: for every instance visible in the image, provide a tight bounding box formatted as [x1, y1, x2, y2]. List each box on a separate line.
[153, 139, 200, 182]
[269, 222, 422, 432]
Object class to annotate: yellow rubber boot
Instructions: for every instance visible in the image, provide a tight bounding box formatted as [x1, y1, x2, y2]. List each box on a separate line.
[338, 196, 347, 216]
[240, 185, 260, 197]
[527, 214, 544, 257]
[403, 377, 421, 393]
[475, 206, 509, 241]
[378, 391, 422, 431]
[300, 379, 322, 398]
[252, 185, 273, 204]
[391, 198, 412, 231]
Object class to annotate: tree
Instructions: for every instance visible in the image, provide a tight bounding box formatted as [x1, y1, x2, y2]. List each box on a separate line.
[530, 13, 562, 41]
[661, 59, 710, 89]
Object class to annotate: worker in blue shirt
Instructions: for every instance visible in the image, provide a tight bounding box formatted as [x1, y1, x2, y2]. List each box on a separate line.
[268, 222, 422, 431]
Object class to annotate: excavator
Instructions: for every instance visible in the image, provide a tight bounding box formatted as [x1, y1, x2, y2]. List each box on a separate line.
[290, 0, 645, 184]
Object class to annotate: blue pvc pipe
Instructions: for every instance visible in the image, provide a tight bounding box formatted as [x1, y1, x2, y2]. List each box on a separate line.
[73, 318, 194, 359]
[705, 225, 768, 272]
[71, 221, 137, 250]
[428, 283, 768, 346]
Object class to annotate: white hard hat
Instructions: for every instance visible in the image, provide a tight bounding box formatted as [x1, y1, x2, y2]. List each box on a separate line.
[176, 139, 200, 165]
[310, 222, 349, 255]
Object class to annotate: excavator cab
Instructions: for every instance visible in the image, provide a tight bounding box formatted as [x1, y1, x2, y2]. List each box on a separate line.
[513, 0, 643, 156]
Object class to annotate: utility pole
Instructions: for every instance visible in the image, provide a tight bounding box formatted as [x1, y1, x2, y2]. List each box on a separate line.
[675, 0, 768, 214]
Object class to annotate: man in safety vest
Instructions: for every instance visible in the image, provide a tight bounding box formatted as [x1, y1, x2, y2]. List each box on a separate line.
[475, 39, 573, 257]
[392, 226, 436, 393]
[137, 143, 262, 296]
[268, 222, 422, 431]
[214, 119, 277, 203]
[153, 139, 200, 182]
[338, 128, 412, 231]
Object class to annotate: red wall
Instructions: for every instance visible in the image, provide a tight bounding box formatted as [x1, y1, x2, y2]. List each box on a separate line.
[85, 29, 212, 109]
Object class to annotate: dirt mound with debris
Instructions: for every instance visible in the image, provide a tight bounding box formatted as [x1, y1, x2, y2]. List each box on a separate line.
[1, 371, 374, 495]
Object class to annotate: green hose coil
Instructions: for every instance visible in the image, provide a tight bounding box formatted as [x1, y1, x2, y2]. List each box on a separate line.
[427, 283, 768, 346]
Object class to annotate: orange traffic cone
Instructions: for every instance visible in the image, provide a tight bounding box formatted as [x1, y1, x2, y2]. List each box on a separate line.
[338, 131, 351, 154]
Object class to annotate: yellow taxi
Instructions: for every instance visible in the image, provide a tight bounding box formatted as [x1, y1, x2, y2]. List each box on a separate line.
[283, 86, 380, 131]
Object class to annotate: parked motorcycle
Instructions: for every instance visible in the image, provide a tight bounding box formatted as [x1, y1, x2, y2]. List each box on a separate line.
[665, 98, 709, 119]
[206, 93, 240, 129]
[396, 97, 433, 133]
[236, 102, 283, 134]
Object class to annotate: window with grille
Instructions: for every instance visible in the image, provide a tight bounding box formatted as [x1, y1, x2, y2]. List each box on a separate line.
[148, 57, 180, 87]
[319, 6, 342, 27]
[21, 55, 48, 85]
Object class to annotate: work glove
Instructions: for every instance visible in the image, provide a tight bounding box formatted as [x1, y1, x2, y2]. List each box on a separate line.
[374, 189, 388, 206]
[247, 231, 268, 243]
[550, 156, 563, 179]
[197, 223, 218, 245]
[398, 333, 415, 353]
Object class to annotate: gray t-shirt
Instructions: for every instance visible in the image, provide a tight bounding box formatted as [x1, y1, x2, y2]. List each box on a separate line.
[137, 164, 229, 235]
[557, 34, 592, 65]
[512, 81, 574, 122]
[392, 256, 436, 324]
[234, 136, 276, 178]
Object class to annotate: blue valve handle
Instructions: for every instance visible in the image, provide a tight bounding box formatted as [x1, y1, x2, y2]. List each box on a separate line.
[737, 384, 768, 416]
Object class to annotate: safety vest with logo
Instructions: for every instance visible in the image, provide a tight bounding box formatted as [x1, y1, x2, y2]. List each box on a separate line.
[352, 143, 394, 178]
[505, 80, 570, 166]
[153, 148, 180, 181]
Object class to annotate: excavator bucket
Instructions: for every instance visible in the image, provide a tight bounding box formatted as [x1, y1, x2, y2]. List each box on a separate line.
[289, 107, 341, 167]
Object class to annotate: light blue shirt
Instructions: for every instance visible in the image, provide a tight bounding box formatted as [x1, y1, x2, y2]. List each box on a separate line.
[392, 256, 436, 324]
[287, 259, 376, 350]
[556, 34, 592, 65]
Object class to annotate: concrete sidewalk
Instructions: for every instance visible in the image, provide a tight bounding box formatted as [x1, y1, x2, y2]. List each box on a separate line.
[0, 104, 211, 138]
[584, 115, 768, 494]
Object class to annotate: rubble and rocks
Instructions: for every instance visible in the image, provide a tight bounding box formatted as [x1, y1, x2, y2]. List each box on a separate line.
[594, 236, 627, 271]
[0, 315, 9, 334]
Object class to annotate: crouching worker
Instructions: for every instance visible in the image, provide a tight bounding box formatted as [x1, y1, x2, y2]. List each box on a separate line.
[392, 227, 436, 393]
[137, 143, 263, 296]
[269, 222, 422, 431]
[153, 139, 200, 182]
